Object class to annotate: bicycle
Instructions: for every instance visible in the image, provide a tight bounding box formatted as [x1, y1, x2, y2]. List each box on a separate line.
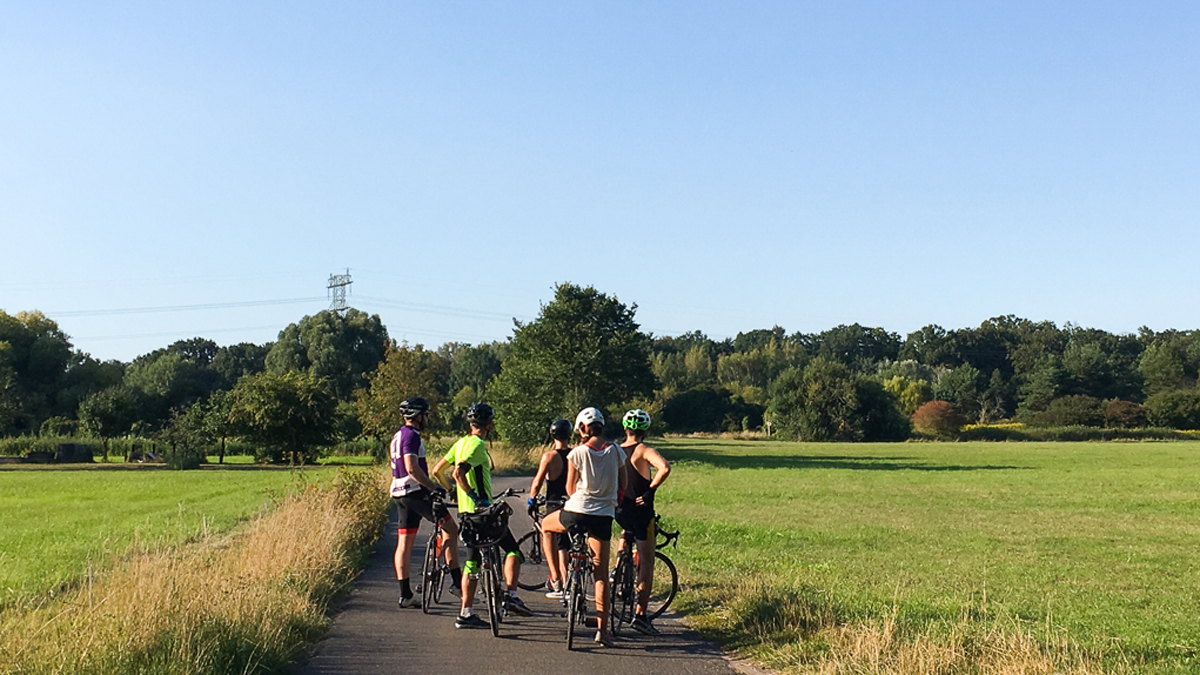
[458, 487, 523, 638]
[609, 513, 680, 635]
[516, 495, 565, 592]
[562, 525, 597, 650]
[420, 491, 455, 614]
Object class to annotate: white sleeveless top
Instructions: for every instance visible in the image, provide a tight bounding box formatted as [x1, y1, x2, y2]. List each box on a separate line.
[563, 442, 627, 518]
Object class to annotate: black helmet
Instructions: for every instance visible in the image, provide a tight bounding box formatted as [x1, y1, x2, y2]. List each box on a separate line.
[465, 402, 495, 426]
[399, 397, 430, 420]
[549, 418, 572, 441]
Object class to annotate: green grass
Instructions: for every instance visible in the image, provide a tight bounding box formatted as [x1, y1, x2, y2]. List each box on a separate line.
[0, 464, 347, 607]
[653, 439, 1200, 673]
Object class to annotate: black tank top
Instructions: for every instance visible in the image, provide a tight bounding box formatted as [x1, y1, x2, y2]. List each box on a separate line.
[623, 444, 654, 508]
[545, 447, 570, 502]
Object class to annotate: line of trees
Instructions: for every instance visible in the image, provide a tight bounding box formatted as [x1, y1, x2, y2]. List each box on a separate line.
[6, 284, 1200, 460]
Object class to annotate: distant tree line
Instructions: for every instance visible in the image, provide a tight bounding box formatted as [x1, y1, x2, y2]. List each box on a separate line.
[5, 284, 1200, 460]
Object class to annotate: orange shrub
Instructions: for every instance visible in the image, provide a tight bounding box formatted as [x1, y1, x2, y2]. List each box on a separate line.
[911, 400, 963, 437]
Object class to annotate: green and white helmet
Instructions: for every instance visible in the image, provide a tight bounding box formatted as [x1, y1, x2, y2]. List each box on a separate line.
[622, 409, 651, 431]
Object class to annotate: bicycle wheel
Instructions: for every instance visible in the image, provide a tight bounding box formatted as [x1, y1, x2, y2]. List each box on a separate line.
[645, 551, 678, 621]
[608, 552, 636, 634]
[484, 549, 503, 637]
[432, 535, 447, 605]
[566, 569, 583, 650]
[515, 530, 548, 591]
[421, 534, 439, 614]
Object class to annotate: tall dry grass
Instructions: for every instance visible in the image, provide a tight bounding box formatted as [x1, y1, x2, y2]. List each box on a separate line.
[0, 469, 388, 675]
[691, 579, 1125, 675]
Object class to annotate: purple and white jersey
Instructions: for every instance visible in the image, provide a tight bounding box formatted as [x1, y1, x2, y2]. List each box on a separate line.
[389, 425, 426, 497]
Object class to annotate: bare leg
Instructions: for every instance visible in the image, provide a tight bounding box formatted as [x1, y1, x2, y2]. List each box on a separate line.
[395, 527, 418, 580]
[590, 536, 612, 633]
[635, 537, 655, 615]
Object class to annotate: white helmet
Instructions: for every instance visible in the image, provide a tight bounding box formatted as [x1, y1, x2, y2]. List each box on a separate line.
[574, 407, 604, 431]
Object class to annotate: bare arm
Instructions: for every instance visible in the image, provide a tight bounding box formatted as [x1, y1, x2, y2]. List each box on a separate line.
[529, 451, 555, 496]
[429, 456, 451, 490]
[634, 447, 670, 506]
[618, 461, 628, 495]
[565, 460, 579, 497]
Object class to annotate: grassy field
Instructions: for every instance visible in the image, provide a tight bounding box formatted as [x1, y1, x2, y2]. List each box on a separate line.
[653, 439, 1200, 674]
[0, 464, 349, 607]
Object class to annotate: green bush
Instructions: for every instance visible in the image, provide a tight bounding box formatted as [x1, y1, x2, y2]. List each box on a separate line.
[1031, 395, 1104, 428]
[956, 426, 1191, 442]
[1144, 389, 1200, 429]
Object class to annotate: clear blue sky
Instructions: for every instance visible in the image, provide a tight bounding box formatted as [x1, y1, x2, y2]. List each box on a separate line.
[2, 1, 1197, 362]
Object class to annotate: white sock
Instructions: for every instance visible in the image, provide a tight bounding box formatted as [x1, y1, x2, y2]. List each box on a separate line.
[460, 607, 473, 618]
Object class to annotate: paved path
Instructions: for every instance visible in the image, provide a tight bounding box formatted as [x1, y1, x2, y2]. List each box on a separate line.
[300, 476, 737, 675]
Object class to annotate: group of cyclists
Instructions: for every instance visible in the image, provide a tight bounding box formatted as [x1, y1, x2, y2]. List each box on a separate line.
[388, 396, 672, 648]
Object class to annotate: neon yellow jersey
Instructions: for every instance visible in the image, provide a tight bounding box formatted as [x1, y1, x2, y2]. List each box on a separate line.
[444, 435, 491, 512]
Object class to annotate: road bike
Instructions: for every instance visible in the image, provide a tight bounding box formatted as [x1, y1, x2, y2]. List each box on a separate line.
[562, 526, 596, 650]
[609, 513, 680, 635]
[459, 487, 523, 638]
[515, 495, 565, 591]
[420, 491, 454, 614]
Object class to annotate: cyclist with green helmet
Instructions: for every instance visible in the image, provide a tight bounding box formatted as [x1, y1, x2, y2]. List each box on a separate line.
[615, 408, 671, 635]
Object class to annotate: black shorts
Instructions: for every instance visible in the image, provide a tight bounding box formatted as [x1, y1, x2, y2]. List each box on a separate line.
[394, 489, 449, 530]
[615, 501, 655, 542]
[559, 510, 614, 541]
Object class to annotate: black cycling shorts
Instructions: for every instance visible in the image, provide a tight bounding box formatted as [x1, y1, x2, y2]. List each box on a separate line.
[394, 489, 449, 530]
[559, 510, 613, 541]
[615, 502, 655, 542]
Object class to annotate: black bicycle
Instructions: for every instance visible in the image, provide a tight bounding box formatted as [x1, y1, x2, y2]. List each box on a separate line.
[516, 495, 565, 591]
[609, 513, 680, 634]
[420, 491, 455, 614]
[562, 525, 596, 650]
[459, 487, 523, 637]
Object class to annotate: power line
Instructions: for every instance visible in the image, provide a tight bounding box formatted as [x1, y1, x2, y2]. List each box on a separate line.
[355, 296, 526, 322]
[75, 324, 284, 342]
[48, 297, 326, 317]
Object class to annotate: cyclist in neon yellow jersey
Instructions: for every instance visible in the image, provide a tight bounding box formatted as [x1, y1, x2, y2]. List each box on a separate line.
[431, 402, 531, 628]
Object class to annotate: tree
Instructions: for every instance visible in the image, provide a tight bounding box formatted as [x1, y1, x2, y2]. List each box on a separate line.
[211, 342, 270, 386]
[911, 400, 963, 438]
[1104, 399, 1147, 428]
[227, 371, 338, 464]
[1031, 395, 1104, 428]
[490, 284, 654, 446]
[900, 325, 959, 368]
[768, 359, 859, 441]
[933, 364, 982, 422]
[123, 352, 218, 426]
[354, 344, 447, 440]
[265, 309, 389, 400]
[883, 375, 932, 416]
[78, 385, 142, 460]
[811, 324, 901, 372]
[0, 311, 73, 434]
[1144, 389, 1200, 430]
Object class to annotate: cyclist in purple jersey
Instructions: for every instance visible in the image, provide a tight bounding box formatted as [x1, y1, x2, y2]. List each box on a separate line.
[390, 397, 461, 608]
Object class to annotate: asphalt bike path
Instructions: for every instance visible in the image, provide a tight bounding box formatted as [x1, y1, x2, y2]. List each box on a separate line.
[300, 475, 737, 675]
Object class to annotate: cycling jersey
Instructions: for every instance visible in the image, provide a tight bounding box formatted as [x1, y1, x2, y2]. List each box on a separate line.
[444, 435, 491, 512]
[389, 426, 426, 497]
